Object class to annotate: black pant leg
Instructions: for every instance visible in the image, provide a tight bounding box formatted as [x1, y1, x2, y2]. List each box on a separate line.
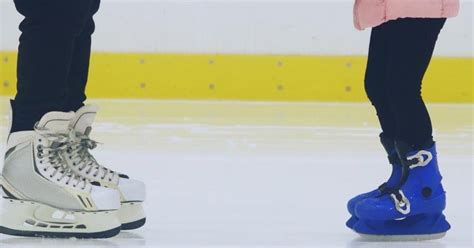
[11, 0, 94, 132]
[364, 23, 397, 139]
[65, 0, 101, 112]
[384, 18, 446, 147]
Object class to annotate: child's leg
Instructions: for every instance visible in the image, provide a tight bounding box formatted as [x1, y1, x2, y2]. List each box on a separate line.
[353, 18, 450, 239]
[11, 0, 95, 132]
[385, 18, 446, 147]
[364, 23, 396, 139]
[65, 0, 101, 112]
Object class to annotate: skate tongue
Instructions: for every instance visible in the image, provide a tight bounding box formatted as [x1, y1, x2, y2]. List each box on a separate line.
[70, 105, 98, 136]
[37, 112, 75, 133]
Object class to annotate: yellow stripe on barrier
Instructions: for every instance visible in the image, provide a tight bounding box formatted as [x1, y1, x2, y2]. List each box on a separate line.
[1, 51, 472, 102]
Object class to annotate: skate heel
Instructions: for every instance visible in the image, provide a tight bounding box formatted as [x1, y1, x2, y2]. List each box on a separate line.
[0, 176, 26, 199]
[0, 198, 121, 238]
[119, 201, 146, 230]
[354, 213, 451, 241]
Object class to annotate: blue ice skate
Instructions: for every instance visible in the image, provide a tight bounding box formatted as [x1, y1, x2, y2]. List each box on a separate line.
[346, 134, 402, 229]
[353, 141, 450, 240]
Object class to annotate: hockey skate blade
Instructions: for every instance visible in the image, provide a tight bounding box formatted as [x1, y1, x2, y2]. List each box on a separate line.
[358, 232, 446, 242]
[119, 202, 146, 230]
[0, 198, 121, 238]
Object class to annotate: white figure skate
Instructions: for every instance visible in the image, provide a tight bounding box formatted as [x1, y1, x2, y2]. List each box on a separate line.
[0, 111, 122, 238]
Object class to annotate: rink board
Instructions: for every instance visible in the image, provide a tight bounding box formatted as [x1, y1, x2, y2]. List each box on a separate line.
[0, 51, 472, 103]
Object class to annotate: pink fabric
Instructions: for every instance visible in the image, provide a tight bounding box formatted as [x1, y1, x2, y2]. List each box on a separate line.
[354, 0, 460, 30]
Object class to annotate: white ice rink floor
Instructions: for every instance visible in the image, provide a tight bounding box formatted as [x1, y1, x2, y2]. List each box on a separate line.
[0, 99, 472, 248]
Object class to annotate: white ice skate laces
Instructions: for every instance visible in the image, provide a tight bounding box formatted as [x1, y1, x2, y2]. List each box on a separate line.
[390, 149, 433, 215]
[34, 125, 89, 190]
[66, 132, 118, 182]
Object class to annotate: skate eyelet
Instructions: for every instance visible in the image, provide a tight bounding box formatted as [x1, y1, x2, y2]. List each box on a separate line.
[391, 190, 411, 215]
[408, 150, 433, 169]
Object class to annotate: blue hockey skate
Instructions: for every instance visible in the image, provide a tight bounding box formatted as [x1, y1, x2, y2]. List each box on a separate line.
[353, 140, 450, 241]
[346, 134, 402, 229]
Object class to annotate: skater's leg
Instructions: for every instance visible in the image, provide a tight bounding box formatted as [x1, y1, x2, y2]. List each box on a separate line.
[3, 0, 122, 238]
[363, 22, 403, 187]
[11, 0, 95, 133]
[384, 18, 446, 147]
[364, 23, 396, 139]
[353, 18, 450, 239]
[65, 0, 101, 112]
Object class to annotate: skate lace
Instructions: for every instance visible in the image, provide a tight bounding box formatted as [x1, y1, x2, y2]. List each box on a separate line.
[67, 132, 118, 182]
[34, 126, 89, 190]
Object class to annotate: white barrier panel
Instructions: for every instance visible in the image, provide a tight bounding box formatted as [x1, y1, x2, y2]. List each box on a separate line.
[1, 0, 473, 56]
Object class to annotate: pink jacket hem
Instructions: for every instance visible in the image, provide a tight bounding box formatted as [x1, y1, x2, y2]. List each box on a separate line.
[354, 0, 460, 30]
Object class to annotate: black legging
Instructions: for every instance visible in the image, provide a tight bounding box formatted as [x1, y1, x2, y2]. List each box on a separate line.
[365, 18, 446, 148]
[11, 0, 100, 133]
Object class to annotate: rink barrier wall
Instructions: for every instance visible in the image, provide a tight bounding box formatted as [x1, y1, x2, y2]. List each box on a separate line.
[0, 51, 472, 103]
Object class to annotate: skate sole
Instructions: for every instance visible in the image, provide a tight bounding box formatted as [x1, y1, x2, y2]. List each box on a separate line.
[119, 202, 146, 230]
[121, 218, 146, 230]
[353, 213, 451, 240]
[0, 225, 121, 239]
[358, 232, 446, 241]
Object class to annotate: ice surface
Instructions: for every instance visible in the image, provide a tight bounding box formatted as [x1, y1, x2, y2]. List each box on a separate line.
[0, 99, 472, 248]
